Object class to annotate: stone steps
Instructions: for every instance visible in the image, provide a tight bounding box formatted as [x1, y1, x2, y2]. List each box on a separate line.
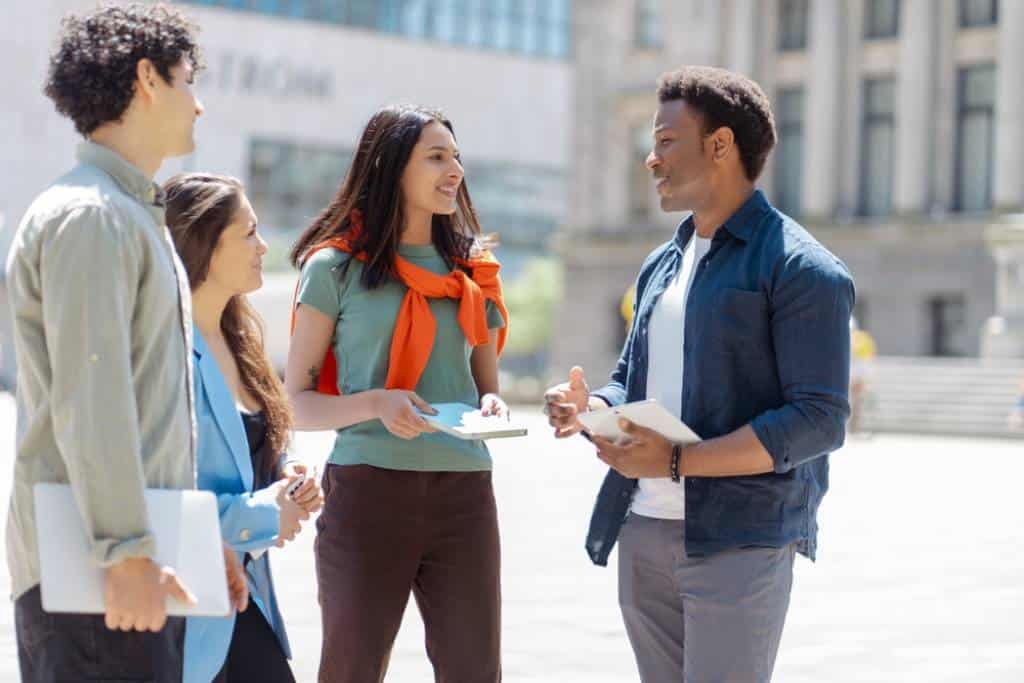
[860, 357, 1023, 438]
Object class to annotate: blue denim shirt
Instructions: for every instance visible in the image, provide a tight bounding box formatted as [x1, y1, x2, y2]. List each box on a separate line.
[587, 190, 855, 566]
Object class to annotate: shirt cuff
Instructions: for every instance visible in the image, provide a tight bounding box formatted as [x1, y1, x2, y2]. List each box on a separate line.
[91, 534, 157, 568]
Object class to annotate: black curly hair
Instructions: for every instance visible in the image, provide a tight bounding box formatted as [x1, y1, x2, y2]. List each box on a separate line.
[657, 66, 777, 182]
[44, 3, 204, 136]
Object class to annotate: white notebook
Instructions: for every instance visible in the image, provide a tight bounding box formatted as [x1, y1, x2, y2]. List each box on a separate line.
[577, 399, 702, 445]
[418, 402, 528, 440]
[34, 483, 230, 617]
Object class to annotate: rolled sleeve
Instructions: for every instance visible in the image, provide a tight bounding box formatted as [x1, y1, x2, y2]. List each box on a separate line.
[751, 251, 855, 473]
[40, 206, 154, 567]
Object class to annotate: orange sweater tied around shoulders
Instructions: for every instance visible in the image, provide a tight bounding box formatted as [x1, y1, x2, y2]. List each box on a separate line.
[289, 210, 508, 394]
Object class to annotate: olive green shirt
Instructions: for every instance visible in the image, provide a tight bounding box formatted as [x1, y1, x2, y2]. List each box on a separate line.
[5, 142, 196, 600]
[296, 245, 505, 471]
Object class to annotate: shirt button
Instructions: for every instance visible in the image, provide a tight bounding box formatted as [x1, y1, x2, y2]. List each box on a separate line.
[239, 529, 251, 542]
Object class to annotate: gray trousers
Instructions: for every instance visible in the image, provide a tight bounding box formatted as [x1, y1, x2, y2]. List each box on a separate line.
[618, 513, 796, 683]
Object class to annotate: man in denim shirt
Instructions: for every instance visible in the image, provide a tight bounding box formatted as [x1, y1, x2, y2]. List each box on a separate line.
[545, 67, 854, 681]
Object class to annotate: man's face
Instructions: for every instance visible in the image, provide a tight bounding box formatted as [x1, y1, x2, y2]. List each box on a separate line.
[152, 60, 204, 158]
[646, 99, 715, 213]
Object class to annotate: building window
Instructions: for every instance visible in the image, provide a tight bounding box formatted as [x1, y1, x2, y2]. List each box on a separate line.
[864, 0, 900, 39]
[928, 294, 968, 357]
[774, 88, 805, 217]
[634, 0, 661, 49]
[955, 65, 996, 212]
[247, 139, 352, 270]
[960, 0, 998, 27]
[859, 78, 896, 217]
[778, 0, 809, 52]
[629, 124, 652, 218]
[179, 0, 572, 59]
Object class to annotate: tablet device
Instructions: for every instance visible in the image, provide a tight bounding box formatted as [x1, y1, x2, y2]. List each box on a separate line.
[34, 483, 230, 617]
[577, 399, 701, 444]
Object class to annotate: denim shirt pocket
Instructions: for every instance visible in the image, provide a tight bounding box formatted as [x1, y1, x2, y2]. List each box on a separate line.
[707, 287, 770, 353]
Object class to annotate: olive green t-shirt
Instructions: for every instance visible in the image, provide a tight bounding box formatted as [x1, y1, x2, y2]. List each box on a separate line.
[296, 245, 506, 471]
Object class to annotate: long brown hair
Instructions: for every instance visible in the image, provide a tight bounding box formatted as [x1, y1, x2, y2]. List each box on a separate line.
[164, 173, 292, 482]
[289, 105, 484, 288]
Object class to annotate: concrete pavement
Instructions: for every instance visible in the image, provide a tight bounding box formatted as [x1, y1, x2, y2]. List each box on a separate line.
[1, 393, 1021, 681]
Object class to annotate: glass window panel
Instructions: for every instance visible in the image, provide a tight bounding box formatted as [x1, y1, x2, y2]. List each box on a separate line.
[399, 0, 429, 38]
[960, 0, 998, 27]
[177, 0, 570, 59]
[778, 0, 808, 51]
[957, 113, 993, 211]
[865, 0, 900, 39]
[859, 78, 896, 216]
[521, 0, 541, 55]
[774, 88, 804, 216]
[459, 0, 484, 45]
[346, 0, 377, 28]
[861, 123, 894, 216]
[505, 0, 525, 52]
[864, 79, 895, 116]
[962, 66, 996, 108]
[634, 0, 662, 49]
[433, 0, 459, 41]
[955, 65, 995, 211]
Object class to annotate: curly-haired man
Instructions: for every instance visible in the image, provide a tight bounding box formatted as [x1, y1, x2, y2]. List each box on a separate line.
[5, 5, 244, 681]
[545, 66, 855, 681]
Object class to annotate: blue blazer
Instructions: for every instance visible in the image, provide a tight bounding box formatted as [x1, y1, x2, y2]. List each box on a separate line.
[184, 328, 292, 683]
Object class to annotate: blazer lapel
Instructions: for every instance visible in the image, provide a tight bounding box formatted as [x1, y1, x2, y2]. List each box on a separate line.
[194, 327, 255, 491]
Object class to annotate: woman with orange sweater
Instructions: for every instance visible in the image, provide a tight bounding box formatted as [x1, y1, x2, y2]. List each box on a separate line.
[285, 105, 508, 683]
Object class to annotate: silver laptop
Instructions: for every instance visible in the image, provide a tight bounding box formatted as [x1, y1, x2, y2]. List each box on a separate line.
[34, 483, 231, 617]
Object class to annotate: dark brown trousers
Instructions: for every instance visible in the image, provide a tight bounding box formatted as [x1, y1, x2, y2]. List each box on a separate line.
[314, 464, 501, 683]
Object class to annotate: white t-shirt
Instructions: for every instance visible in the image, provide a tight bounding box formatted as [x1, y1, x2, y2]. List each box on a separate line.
[630, 235, 711, 520]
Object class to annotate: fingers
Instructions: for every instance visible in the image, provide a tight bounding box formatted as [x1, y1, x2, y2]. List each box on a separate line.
[617, 418, 652, 441]
[569, 365, 588, 391]
[104, 609, 120, 631]
[290, 478, 316, 501]
[407, 392, 437, 415]
[164, 571, 198, 607]
[281, 462, 307, 480]
[292, 480, 320, 506]
[554, 423, 583, 439]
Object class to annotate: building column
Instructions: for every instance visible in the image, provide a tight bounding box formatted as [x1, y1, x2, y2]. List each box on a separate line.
[993, 0, 1024, 211]
[894, 0, 937, 214]
[982, 220, 1024, 358]
[726, 0, 758, 78]
[801, 0, 844, 219]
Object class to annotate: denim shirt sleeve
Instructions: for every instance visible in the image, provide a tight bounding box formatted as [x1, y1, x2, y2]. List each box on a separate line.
[750, 246, 855, 473]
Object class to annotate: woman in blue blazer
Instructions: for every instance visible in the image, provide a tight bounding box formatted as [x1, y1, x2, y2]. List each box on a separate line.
[165, 173, 323, 682]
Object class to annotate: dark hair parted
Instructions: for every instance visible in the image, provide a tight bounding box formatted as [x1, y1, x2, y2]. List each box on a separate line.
[44, 3, 204, 136]
[164, 173, 292, 483]
[289, 105, 482, 289]
[657, 66, 777, 181]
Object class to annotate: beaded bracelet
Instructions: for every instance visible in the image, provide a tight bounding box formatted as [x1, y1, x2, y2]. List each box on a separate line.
[670, 443, 682, 483]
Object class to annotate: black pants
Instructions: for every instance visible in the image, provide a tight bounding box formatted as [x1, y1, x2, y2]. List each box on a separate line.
[15, 585, 185, 682]
[213, 603, 295, 683]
